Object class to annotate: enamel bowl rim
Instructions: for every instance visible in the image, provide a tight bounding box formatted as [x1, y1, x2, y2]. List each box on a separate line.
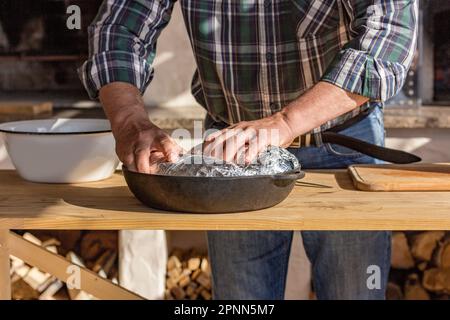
[0, 118, 112, 135]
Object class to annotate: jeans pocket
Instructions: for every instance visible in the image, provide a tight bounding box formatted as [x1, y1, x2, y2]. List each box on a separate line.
[324, 105, 384, 158]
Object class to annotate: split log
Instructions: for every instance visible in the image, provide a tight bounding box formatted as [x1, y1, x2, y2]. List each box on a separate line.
[391, 232, 415, 269]
[165, 251, 212, 300]
[80, 231, 117, 261]
[386, 282, 403, 300]
[417, 262, 428, 271]
[56, 231, 82, 253]
[189, 293, 199, 300]
[12, 278, 39, 300]
[167, 268, 181, 282]
[410, 231, 445, 261]
[200, 258, 210, 274]
[188, 258, 201, 271]
[200, 289, 212, 300]
[185, 283, 198, 298]
[92, 250, 113, 274]
[23, 233, 42, 246]
[22, 267, 51, 292]
[45, 245, 58, 254]
[404, 274, 430, 300]
[10, 255, 26, 276]
[167, 256, 182, 271]
[166, 278, 177, 290]
[191, 269, 201, 281]
[102, 251, 117, 277]
[432, 238, 450, 269]
[13, 263, 30, 278]
[423, 268, 450, 294]
[41, 238, 61, 248]
[164, 289, 174, 300]
[39, 279, 64, 300]
[196, 272, 211, 290]
[179, 275, 191, 288]
[170, 286, 186, 300]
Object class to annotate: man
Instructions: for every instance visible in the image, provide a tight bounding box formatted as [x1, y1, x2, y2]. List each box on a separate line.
[80, 0, 417, 299]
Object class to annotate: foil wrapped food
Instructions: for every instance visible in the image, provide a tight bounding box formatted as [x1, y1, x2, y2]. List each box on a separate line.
[157, 146, 300, 177]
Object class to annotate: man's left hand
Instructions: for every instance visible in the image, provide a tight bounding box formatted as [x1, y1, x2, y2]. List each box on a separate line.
[203, 112, 295, 165]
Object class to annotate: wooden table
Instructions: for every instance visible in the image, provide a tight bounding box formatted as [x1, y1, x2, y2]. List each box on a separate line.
[1, 169, 450, 300]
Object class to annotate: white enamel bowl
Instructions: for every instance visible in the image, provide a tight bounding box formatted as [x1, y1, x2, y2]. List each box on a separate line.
[0, 118, 119, 183]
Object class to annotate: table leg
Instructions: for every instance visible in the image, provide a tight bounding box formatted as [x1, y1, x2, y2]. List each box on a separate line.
[0, 229, 11, 300]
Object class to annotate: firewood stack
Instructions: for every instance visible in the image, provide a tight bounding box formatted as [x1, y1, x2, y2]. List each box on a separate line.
[388, 231, 450, 300]
[165, 249, 212, 300]
[10, 231, 118, 300]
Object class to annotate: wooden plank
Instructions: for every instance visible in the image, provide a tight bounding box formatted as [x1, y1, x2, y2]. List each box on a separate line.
[0, 229, 11, 300]
[0, 168, 449, 230]
[0, 102, 52, 116]
[349, 164, 450, 191]
[7, 232, 144, 300]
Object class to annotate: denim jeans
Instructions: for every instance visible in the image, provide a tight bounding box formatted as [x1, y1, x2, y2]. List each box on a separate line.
[207, 106, 391, 300]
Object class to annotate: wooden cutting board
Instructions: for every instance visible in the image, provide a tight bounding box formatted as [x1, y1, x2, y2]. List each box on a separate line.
[348, 163, 450, 191]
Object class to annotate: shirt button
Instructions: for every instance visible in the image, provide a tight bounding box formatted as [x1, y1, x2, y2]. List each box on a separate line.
[264, 0, 271, 8]
[270, 102, 279, 110]
[266, 52, 274, 62]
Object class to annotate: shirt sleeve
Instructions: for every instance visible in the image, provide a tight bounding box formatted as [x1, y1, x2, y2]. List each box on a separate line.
[79, 0, 176, 99]
[321, 0, 418, 102]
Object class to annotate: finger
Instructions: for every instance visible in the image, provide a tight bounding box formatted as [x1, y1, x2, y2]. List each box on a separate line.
[126, 162, 138, 173]
[204, 128, 224, 142]
[234, 144, 248, 166]
[204, 128, 229, 142]
[157, 137, 183, 162]
[223, 128, 247, 163]
[203, 129, 235, 159]
[121, 152, 135, 170]
[134, 147, 151, 174]
[209, 140, 225, 162]
[149, 151, 166, 174]
[245, 134, 268, 165]
[234, 128, 257, 165]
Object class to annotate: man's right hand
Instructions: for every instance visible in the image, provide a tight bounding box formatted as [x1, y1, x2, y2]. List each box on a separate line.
[99, 82, 183, 173]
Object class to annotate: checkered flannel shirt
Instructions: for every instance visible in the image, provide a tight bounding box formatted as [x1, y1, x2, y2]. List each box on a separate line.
[80, 0, 417, 146]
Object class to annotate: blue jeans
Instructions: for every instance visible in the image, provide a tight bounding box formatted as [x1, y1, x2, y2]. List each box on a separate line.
[207, 106, 391, 300]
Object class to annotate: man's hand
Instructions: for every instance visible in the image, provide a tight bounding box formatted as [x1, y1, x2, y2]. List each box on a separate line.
[203, 81, 369, 164]
[99, 82, 183, 173]
[203, 112, 295, 165]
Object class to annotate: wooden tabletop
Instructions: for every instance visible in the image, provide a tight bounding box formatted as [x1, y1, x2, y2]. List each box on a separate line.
[0, 170, 449, 231]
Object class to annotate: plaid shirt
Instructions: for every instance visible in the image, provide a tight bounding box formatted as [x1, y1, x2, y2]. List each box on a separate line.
[80, 0, 417, 141]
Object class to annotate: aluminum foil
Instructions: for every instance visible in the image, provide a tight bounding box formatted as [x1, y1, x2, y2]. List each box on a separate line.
[157, 146, 300, 177]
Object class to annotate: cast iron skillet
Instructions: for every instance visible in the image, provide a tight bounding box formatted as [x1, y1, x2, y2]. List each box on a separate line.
[122, 166, 305, 213]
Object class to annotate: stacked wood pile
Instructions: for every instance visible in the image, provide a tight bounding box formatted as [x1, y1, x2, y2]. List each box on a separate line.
[388, 231, 450, 300]
[10, 230, 118, 300]
[164, 249, 212, 300]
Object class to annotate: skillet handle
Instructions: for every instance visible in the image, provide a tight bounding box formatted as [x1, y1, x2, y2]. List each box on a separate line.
[271, 169, 305, 181]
